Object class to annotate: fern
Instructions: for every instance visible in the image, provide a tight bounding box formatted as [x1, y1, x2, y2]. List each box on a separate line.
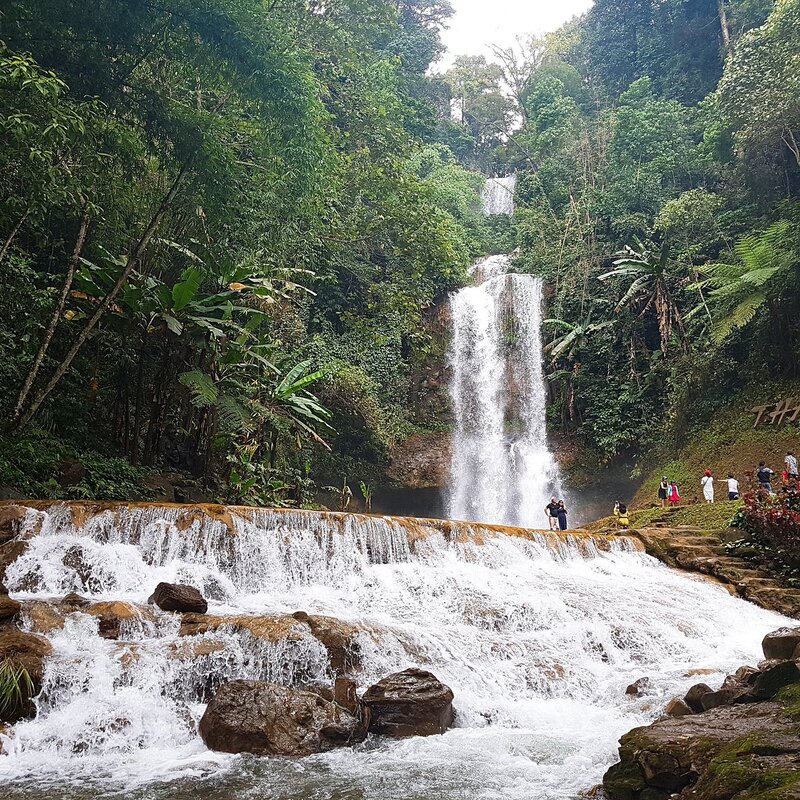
[216, 395, 252, 433]
[178, 370, 218, 407]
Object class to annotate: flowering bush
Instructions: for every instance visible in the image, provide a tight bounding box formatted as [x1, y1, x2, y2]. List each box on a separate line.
[731, 490, 800, 581]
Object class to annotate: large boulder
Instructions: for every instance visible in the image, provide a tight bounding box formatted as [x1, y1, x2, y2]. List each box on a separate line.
[362, 668, 454, 737]
[762, 627, 800, 661]
[603, 701, 800, 800]
[0, 628, 52, 722]
[292, 611, 362, 675]
[199, 680, 365, 756]
[684, 682, 712, 713]
[148, 582, 208, 614]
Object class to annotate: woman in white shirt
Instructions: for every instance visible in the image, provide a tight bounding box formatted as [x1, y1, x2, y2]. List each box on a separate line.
[701, 470, 714, 503]
[727, 473, 739, 501]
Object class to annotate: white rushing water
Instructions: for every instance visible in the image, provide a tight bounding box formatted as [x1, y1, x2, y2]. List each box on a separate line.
[448, 255, 563, 527]
[482, 175, 517, 216]
[0, 503, 791, 800]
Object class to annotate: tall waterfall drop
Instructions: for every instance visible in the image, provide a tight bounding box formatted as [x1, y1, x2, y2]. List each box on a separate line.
[448, 178, 562, 527]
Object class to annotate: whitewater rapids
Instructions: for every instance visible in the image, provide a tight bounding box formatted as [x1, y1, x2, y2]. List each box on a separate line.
[0, 503, 790, 800]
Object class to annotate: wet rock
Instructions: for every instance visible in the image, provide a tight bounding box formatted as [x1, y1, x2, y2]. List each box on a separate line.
[179, 613, 304, 642]
[199, 680, 366, 756]
[0, 579, 7, 595]
[334, 676, 358, 715]
[603, 701, 800, 800]
[59, 592, 91, 609]
[665, 698, 693, 717]
[699, 685, 752, 711]
[0, 594, 21, 623]
[0, 504, 26, 543]
[762, 627, 800, 661]
[684, 682, 712, 713]
[626, 677, 651, 696]
[362, 668, 454, 737]
[0, 539, 28, 586]
[305, 614, 361, 675]
[85, 600, 154, 639]
[751, 660, 800, 700]
[148, 582, 208, 614]
[0, 628, 52, 722]
[21, 600, 65, 633]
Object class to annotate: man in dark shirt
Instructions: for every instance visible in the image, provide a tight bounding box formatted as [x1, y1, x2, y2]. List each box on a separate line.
[545, 497, 560, 531]
[756, 461, 774, 492]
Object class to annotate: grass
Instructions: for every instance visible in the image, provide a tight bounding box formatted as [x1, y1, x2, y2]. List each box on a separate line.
[634, 381, 800, 509]
[586, 500, 742, 533]
[0, 658, 34, 720]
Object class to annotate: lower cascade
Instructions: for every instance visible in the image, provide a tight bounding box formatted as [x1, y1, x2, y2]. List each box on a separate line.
[448, 255, 563, 526]
[0, 501, 791, 800]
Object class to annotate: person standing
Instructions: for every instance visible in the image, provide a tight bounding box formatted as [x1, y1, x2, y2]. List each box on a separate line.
[701, 470, 714, 503]
[786, 451, 798, 484]
[727, 473, 740, 501]
[668, 481, 681, 506]
[658, 477, 669, 508]
[557, 500, 568, 531]
[756, 461, 774, 493]
[545, 497, 560, 531]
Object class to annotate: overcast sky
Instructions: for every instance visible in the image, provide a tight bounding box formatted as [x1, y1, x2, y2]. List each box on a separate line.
[434, 0, 594, 69]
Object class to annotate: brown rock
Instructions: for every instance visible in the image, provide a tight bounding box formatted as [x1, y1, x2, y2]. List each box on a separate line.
[334, 676, 358, 715]
[762, 627, 800, 661]
[148, 582, 208, 614]
[626, 677, 651, 696]
[85, 601, 154, 639]
[304, 614, 361, 676]
[362, 668, 454, 738]
[199, 680, 365, 756]
[59, 592, 91, 609]
[751, 660, 800, 700]
[684, 682, 712, 713]
[179, 613, 304, 642]
[21, 600, 65, 633]
[0, 505, 26, 544]
[0, 539, 28, 586]
[0, 628, 52, 722]
[699, 686, 751, 711]
[665, 698, 693, 717]
[603, 701, 800, 800]
[0, 594, 21, 623]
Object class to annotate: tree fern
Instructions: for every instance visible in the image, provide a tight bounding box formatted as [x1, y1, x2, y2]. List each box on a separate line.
[178, 370, 218, 407]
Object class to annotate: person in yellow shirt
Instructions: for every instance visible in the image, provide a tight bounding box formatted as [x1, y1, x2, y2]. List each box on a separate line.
[614, 501, 629, 529]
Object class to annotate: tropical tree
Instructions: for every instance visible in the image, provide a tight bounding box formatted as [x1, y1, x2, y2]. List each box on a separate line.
[599, 238, 688, 354]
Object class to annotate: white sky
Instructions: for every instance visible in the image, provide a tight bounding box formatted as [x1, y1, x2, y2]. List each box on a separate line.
[434, 0, 594, 69]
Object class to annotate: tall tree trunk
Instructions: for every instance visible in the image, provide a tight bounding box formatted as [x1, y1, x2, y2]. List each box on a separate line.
[0, 208, 31, 268]
[718, 0, 731, 52]
[11, 206, 90, 423]
[14, 157, 194, 431]
[130, 340, 146, 465]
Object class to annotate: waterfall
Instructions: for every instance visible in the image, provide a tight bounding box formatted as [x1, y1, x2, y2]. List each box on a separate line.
[0, 502, 791, 800]
[481, 175, 517, 216]
[447, 255, 563, 527]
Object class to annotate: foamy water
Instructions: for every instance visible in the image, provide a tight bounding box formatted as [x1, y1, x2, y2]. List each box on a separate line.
[0, 504, 789, 799]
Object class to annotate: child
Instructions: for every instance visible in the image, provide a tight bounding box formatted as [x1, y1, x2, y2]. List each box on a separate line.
[668, 481, 680, 506]
[614, 501, 629, 529]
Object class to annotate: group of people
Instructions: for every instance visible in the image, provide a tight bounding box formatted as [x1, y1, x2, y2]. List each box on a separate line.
[666, 450, 798, 505]
[544, 497, 569, 531]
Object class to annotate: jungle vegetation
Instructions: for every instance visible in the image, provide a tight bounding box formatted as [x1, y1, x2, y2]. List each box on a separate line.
[0, 0, 798, 501]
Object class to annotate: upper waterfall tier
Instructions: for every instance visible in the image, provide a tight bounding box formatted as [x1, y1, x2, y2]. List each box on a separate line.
[481, 175, 516, 215]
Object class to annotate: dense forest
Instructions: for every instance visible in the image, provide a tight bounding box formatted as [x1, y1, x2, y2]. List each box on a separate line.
[0, 0, 798, 504]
